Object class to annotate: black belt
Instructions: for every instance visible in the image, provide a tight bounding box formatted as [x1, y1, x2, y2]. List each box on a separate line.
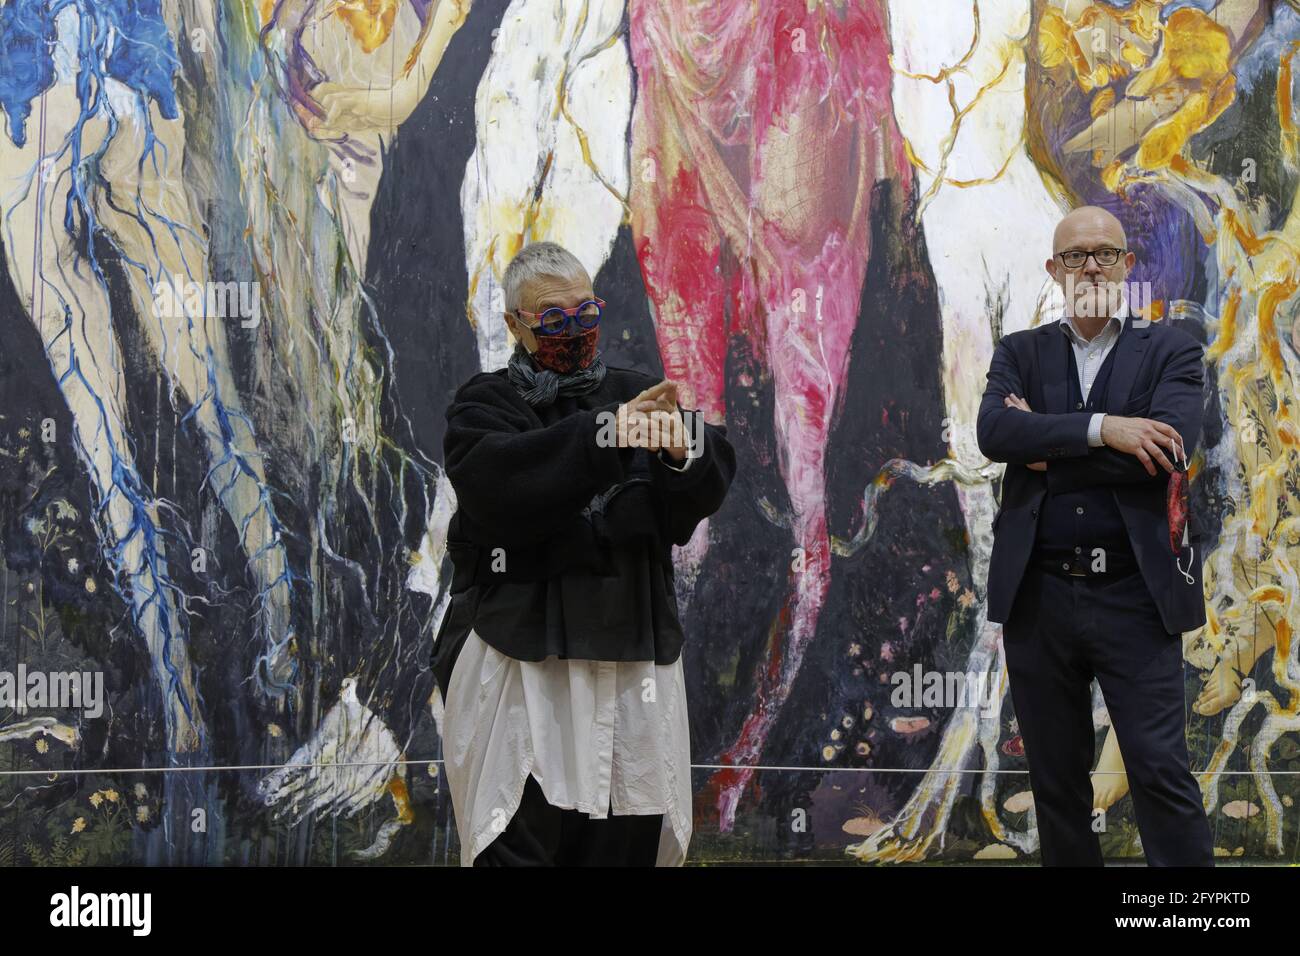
[1033, 548, 1139, 578]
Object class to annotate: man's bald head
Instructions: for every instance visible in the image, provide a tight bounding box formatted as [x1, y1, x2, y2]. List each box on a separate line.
[1047, 205, 1135, 326]
[1052, 205, 1127, 254]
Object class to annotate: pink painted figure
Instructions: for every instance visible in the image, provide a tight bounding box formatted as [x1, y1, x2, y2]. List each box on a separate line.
[629, 0, 913, 829]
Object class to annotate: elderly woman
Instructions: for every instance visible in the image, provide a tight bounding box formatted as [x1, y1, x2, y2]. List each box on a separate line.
[433, 241, 736, 866]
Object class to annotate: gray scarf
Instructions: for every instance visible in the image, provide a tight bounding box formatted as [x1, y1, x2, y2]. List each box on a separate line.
[506, 343, 608, 407]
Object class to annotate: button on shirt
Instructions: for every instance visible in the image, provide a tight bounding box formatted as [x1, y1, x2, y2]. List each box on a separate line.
[1059, 295, 1128, 446]
[441, 447, 697, 867]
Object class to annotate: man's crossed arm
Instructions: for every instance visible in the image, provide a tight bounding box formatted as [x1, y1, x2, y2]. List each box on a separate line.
[975, 331, 1205, 494]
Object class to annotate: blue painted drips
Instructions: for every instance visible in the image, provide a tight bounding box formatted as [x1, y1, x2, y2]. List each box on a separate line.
[0, 0, 179, 148]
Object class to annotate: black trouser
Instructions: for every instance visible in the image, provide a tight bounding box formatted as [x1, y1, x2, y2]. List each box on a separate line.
[472, 773, 665, 866]
[1002, 563, 1214, 866]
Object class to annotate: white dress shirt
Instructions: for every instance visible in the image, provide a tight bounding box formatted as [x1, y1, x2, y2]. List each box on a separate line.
[442, 447, 697, 867]
[1059, 293, 1128, 446]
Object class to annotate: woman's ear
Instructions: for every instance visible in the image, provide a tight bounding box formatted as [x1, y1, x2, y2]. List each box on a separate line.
[505, 311, 535, 350]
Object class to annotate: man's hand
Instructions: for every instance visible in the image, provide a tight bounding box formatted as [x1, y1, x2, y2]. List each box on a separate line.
[1098, 415, 1183, 476]
[1003, 393, 1047, 471]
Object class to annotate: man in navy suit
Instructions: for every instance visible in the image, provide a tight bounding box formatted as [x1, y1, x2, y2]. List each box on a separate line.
[976, 205, 1214, 866]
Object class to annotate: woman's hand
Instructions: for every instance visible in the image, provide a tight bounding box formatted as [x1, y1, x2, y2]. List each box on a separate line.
[635, 381, 688, 462]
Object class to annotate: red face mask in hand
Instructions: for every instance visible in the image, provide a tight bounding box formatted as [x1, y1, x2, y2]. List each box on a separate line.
[1167, 444, 1194, 584]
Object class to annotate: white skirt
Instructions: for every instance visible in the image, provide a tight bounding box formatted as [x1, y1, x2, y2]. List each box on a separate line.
[442, 629, 693, 866]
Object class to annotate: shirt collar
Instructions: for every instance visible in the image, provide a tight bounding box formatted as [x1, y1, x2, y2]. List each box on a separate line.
[1059, 286, 1129, 346]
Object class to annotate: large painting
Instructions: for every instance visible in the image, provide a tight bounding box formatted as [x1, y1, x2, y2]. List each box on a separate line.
[0, 0, 1297, 864]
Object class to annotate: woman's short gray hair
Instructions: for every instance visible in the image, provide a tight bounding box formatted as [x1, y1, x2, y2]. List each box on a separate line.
[501, 241, 590, 312]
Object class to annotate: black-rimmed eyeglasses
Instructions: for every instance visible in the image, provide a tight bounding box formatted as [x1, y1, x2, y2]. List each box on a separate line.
[1056, 248, 1126, 269]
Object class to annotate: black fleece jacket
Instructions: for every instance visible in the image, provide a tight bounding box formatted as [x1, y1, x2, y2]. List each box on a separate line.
[431, 365, 736, 690]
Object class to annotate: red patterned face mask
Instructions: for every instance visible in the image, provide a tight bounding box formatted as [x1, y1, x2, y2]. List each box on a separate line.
[1167, 444, 1195, 584]
[530, 325, 600, 374]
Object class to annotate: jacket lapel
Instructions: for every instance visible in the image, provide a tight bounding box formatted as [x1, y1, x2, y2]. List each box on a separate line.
[1036, 324, 1069, 414]
[1103, 317, 1152, 412]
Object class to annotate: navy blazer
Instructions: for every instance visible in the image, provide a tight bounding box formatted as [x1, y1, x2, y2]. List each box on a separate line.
[976, 316, 1207, 634]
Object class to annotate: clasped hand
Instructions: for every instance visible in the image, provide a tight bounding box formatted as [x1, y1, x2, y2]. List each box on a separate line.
[617, 381, 688, 462]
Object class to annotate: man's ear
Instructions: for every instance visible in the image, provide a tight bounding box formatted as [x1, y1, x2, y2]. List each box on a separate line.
[1046, 258, 1059, 284]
